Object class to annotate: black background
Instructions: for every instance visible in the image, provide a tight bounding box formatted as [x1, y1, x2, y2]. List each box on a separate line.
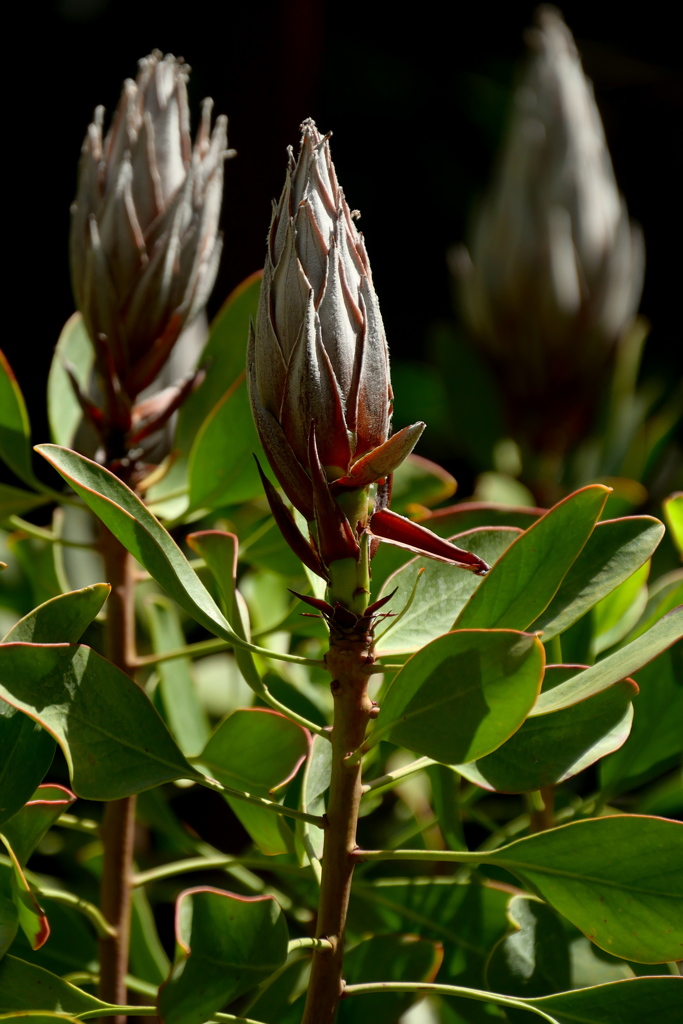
[6, 0, 682, 476]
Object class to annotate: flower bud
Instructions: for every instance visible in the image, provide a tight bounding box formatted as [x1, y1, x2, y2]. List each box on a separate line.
[70, 51, 233, 406]
[249, 120, 423, 508]
[249, 121, 489, 587]
[454, 7, 644, 448]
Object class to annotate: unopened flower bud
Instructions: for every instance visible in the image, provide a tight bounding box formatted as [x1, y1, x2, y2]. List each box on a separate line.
[250, 121, 489, 586]
[70, 51, 233, 406]
[454, 7, 644, 448]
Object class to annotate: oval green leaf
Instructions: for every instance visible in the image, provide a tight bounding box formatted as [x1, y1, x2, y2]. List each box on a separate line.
[531, 607, 683, 715]
[455, 486, 610, 631]
[523, 976, 682, 1024]
[376, 528, 521, 654]
[375, 630, 545, 764]
[157, 886, 288, 1024]
[531, 516, 665, 642]
[0, 705, 55, 830]
[188, 373, 264, 510]
[491, 815, 683, 963]
[2, 584, 110, 645]
[457, 665, 636, 792]
[34, 445, 242, 648]
[0, 643, 201, 800]
[46, 313, 95, 450]
[0, 955, 106, 1014]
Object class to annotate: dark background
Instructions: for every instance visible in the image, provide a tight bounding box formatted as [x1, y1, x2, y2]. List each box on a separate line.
[6, 0, 682, 479]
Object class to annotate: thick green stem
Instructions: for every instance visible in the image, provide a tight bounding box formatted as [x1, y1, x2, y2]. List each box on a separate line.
[300, 628, 375, 1024]
[99, 525, 138, 1023]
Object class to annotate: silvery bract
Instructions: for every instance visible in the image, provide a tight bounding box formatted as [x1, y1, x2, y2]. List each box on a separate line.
[455, 8, 644, 399]
[249, 120, 489, 580]
[71, 51, 232, 403]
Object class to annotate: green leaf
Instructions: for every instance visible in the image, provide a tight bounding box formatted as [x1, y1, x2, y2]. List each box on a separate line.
[188, 373, 264, 510]
[0, 955, 106, 1014]
[146, 273, 263, 516]
[0, 486, 47, 519]
[47, 313, 95, 450]
[622, 569, 683, 645]
[185, 530, 264, 696]
[376, 527, 521, 654]
[531, 517, 664, 642]
[200, 708, 308, 856]
[5, 894, 96, 976]
[130, 886, 171, 986]
[455, 486, 610, 631]
[531, 607, 683, 715]
[592, 561, 650, 655]
[298, 732, 331, 862]
[157, 886, 288, 1024]
[200, 708, 309, 795]
[0, 704, 55, 829]
[456, 665, 636, 792]
[490, 815, 683, 963]
[35, 445, 243, 650]
[375, 630, 544, 764]
[0, 785, 75, 866]
[0, 894, 18, 959]
[0, 643, 201, 800]
[2, 584, 110, 645]
[1, 843, 49, 950]
[337, 934, 443, 1024]
[175, 273, 262, 454]
[600, 647, 683, 794]
[523, 977, 682, 1024]
[663, 492, 683, 555]
[0, 351, 36, 488]
[485, 895, 570, 997]
[0, 586, 104, 829]
[145, 596, 210, 757]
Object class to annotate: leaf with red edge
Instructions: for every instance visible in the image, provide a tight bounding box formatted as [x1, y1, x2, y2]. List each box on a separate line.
[375, 629, 545, 764]
[0, 350, 38, 488]
[455, 665, 637, 792]
[0, 842, 49, 950]
[0, 785, 75, 867]
[157, 887, 289, 1024]
[455, 485, 611, 631]
[199, 708, 309, 856]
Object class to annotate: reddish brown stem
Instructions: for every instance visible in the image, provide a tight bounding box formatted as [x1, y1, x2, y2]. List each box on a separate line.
[99, 524, 138, 1022]
[529, 785, 556, 833]
[301, 632, 375, 1024]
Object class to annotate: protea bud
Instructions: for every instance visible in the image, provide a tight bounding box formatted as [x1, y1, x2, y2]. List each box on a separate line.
[70, 51, 232, 453]
[454, 7, 644, 453]
[249, 121, 488, 606]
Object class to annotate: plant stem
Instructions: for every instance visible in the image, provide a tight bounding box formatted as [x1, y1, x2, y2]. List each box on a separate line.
[98, 524, 138, 1023]
[300, 630, 375, 1024]
[340, 981, 559, 1022]
[528, 786, 556, 832]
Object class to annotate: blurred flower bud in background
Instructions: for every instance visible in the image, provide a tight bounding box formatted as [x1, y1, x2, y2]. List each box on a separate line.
[453, 6, 644, 464]
[70, 51, 233, 464]
[250, 120, 489, 593]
